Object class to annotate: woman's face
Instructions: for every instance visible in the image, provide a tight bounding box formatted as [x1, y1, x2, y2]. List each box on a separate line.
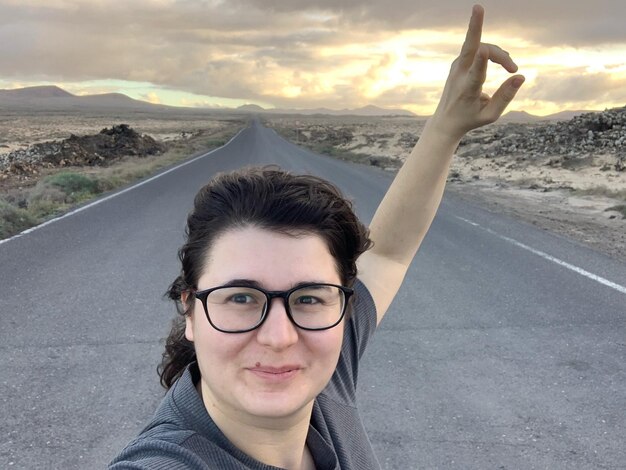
[185, 226, 345, 422]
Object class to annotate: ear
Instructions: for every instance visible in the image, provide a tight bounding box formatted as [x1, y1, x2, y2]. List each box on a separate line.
[181, 291, 194, 342]
[184, 315, 194, 342]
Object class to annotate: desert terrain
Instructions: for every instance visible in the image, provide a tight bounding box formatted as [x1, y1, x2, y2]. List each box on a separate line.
[1, 104, 625, 262]
[263, 108, 626, 262]
[0, 110, 245, 161]
[0, 110, 246, 238]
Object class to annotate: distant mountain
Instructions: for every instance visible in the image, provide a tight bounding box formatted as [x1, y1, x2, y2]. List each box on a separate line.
[542, 109, 597, 121]
[501, 109, 599, 122]
[237, 104, 265, 112]
[0, 85, 601, 121]
[79, 92, 139, 103]
[0, 87, 415, 115]
[235, 103, 416, 117]
[0, 85, 73, 99]
[500, 110, 539, 122]
[348, 105, 416, 117]
[0, 85, 178, 111]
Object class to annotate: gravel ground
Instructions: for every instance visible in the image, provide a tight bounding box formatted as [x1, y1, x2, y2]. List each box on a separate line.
[446, 180, 626, 264]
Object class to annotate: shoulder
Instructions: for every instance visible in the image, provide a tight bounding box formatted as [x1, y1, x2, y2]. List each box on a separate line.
[111, 365, 269, 469]
[323, 278, 377, 403]
[110, 366, 211, 468]
[348, 277, 378, 355]
[357, 250, 408, 325]
[109, 431, 208, 469]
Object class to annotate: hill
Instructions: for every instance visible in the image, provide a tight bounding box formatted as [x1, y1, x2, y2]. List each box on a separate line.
[245, 104, 417, 117]
[0, 85, 73, 99]
[0, 85, 180, 112]
[0, 85, 603, 120]
[1, 86, 416, 116]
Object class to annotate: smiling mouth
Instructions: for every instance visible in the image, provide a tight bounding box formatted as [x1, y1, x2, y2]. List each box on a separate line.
[247, 365, 301, 381]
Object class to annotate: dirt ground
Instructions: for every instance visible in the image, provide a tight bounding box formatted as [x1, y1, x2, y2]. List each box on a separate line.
[445, 181, 626, 263]
[264, 115, 626, 263]
[445, 150, 626, 263]
[2, 112, 625, 263]
[0, 111, 245, 192]
[0, 111, 244, 157]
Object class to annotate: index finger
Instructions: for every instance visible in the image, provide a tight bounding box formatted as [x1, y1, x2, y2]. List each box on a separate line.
[458, 4, 484, 69]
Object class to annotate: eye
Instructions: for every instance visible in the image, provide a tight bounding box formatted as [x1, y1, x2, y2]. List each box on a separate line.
[229, 293, 257, 304]
[294, 295, 321, 305]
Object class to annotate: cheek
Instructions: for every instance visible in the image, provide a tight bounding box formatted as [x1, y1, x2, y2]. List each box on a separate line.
[188, 309, 250, 363]
[332, 330, 344, 360]
[310, 326, 345, 368]
[311, 330, 345, 392]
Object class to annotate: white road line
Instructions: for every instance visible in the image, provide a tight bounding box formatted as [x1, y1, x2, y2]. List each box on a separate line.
[455, 216, 626, 295]
[0, 128, 245, 247]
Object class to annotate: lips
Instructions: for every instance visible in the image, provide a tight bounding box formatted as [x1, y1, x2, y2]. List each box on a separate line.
[247, 365, 301, 381]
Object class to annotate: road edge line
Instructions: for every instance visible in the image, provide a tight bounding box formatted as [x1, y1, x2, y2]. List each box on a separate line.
[0, 127, 245, 246]
[455, 216, 626, 295]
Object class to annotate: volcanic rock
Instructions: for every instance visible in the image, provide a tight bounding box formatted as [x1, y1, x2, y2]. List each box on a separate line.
[458, 106, 626, 171]
[0, 124, 164, 176]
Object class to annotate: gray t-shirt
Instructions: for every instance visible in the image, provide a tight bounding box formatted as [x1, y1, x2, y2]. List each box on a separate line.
[110, 278, 379, 469]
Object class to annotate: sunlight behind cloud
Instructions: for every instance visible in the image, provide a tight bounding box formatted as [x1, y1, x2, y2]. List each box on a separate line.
[1, 1, 625, 114]
[143, 92, 161, 104]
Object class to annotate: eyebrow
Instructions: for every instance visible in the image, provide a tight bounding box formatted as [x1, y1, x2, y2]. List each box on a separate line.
[222, 279, 334, 289]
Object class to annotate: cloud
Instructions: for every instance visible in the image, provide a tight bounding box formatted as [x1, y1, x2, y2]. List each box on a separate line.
[227, 0, 626, 46]
[374, 85, 437, 108]
[179, 97, 223, 108]
[527, 71, 626, 103]
[141, 92, 161, 104]
[0, 0, 624, 112]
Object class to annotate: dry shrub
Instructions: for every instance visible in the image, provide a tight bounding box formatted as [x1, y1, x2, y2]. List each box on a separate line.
[0, 199, 37, 238]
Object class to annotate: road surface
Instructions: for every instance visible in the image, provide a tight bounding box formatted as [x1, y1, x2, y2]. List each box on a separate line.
[1, 119, 625, 469]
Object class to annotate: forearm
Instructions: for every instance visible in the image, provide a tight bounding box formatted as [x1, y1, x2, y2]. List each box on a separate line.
[368, 119, 461, 265]
[357, 5, 522, 322]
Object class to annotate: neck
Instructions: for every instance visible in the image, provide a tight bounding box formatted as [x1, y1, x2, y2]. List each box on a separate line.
[198, 380, 316, 470]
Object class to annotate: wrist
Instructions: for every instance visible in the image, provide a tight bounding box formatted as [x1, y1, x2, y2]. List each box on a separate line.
[421, 116, 464, 147]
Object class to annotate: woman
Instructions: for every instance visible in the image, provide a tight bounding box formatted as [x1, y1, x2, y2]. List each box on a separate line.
[111, 5, 524, 469]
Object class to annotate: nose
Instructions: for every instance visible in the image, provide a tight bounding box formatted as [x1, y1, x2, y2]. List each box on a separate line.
[255, 297, 299, 350]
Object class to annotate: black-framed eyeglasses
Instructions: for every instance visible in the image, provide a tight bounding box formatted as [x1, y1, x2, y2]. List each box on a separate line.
[194, 283, 353, 333]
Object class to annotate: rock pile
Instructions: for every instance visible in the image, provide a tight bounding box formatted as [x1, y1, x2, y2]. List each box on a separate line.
[398, 132, 418, 149]
[308, 126, 354, 146]
[458, 106, 626, 170]
[0, 124, 164, 176]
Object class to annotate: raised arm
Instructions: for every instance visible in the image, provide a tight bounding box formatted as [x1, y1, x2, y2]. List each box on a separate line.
[357, 4, 525, 323]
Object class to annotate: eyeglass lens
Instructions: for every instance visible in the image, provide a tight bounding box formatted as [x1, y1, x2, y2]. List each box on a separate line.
[204, 285, 345, 331]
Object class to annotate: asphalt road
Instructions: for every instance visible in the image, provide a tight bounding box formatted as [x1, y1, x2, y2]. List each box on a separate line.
[1, 119, 625, 469]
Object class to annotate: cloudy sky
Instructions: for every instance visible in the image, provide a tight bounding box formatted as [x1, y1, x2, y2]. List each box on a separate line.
[1, 0, 625, 115]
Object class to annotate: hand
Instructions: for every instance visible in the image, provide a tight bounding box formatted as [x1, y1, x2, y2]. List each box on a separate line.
[429, 4, 525, 141]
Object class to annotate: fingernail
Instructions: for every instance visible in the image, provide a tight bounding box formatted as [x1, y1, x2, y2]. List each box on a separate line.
[512, 76, 525, 88]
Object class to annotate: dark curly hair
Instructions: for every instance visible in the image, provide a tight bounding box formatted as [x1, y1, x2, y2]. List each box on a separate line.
[158, 166, 372, 389]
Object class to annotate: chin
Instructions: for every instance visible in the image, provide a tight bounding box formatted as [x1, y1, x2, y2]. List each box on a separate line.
[238, 387, 317, 419]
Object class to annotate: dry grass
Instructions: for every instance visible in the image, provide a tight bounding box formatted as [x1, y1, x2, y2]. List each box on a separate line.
[573, 185, 626, 200]
[0, 121, 244, 239]
[270, 125, 403, 171]
[0, 199, 37, 238]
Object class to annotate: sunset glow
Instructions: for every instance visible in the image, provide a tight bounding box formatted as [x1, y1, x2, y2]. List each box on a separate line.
[1, 0, 624, 115]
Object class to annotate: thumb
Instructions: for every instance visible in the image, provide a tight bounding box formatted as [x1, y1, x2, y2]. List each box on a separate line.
[482, 74, 525, 122]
